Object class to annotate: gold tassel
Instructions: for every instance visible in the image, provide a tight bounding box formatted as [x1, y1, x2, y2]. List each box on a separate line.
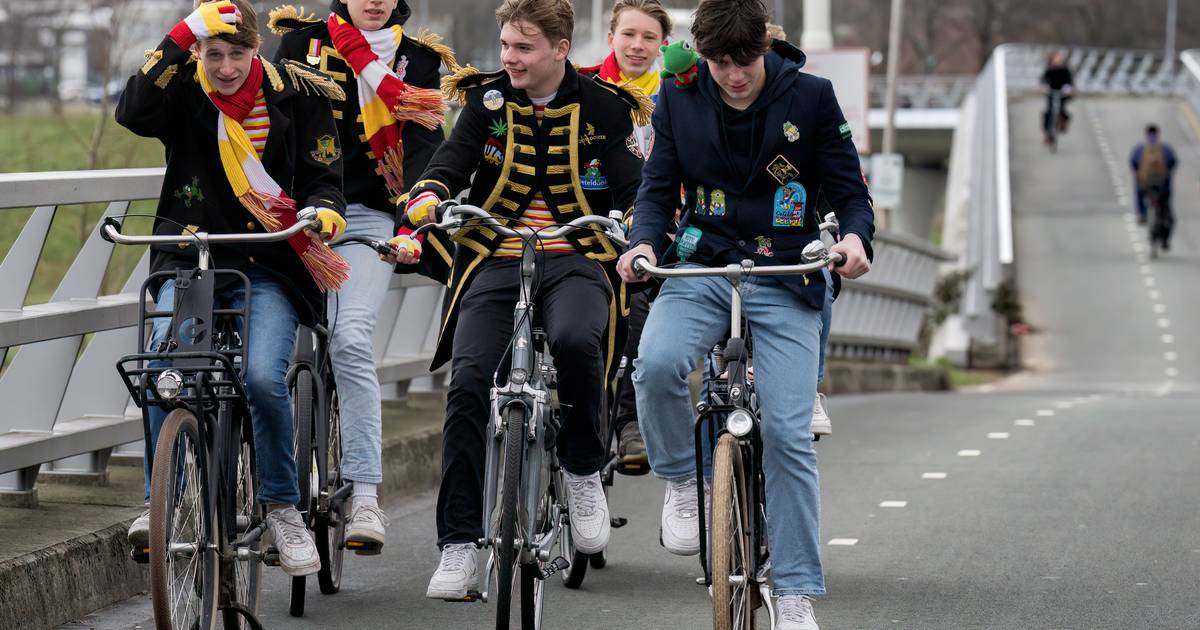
[379, 145, 407, 200]
[441, 65, 480, 105]
[283, 61, 346, 101]
[268, 4, 319, 36]
[262, 60, 285, 93]
[618, 81, 655, 128]
[412, 28, 460, 73]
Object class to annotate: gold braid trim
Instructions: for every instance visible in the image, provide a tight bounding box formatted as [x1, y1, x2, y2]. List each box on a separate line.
[283, 61, 346, 100]
[262, 60, 285, 93]
[441, 65, 480, 105]
[618, 81, 654, 128]
[142, 50, 163, 75]
[411, 28, 460, 73]
[268, 4, 320, 36]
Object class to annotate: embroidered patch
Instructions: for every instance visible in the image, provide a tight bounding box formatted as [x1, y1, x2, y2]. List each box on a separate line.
[710, 189, 726, 216]
[306, 39, 321, 65]
[838, 121, 852, 141]
[311, 134, 341, 165]
[676, 226, 702, 261]
[579, 123, 608, 146]
[783, 121, 799, 143]
[754, 236, 775, 257]
[141, 49, 163, 75]
[766, 155, 799, 186]
[154, 64, 178, 89]
[483, 89, 504, 111]
[625, 133, 643, 159]
[395, 54, 409, 81]
[696, 186, 708, 215]
[489, 119, 508, 138]
[173, 177, 204, 208]
[483, 137, 504, 165]
[773, 182, 807, 227]
[580, 159, 609, 190]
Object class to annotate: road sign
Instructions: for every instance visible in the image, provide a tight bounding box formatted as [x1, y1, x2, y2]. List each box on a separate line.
[802, 48, 871, 155]
[869, 152, 904, 209]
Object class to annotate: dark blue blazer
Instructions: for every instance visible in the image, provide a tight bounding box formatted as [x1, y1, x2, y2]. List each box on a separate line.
[628, 40, 875, 310]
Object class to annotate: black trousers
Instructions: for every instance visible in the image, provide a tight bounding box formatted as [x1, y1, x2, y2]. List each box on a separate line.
[437, 253, 612, 547]
[614, 289, 651, 432]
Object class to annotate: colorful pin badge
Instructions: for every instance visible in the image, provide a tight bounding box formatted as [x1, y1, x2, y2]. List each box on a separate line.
[676, 226, 703, 261]
[783, 121, 799, 143]
[772, 182, 806, 227]
[483, 89, 505, 111]
[710, 189, 726, 216]
[580, 159, 609, 190]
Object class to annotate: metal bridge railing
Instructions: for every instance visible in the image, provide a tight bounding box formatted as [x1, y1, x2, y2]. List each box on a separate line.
[0, 169, 444, 504]
[1181, 49, 1200, 117]
[0, 168, 949, 504]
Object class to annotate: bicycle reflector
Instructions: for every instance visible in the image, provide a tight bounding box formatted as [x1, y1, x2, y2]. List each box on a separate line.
[155, 369, 184, 400]
[726, 408, 755, 437]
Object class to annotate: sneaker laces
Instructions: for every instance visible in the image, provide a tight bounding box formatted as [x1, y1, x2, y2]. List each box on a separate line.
[271, 511, 309, 547]
[440, 543, 475, 572]
[568, 475, 599, 517]
[671, 478, 699, 518]
[778, 596, 814, 623]
[352, 504, 390, 527]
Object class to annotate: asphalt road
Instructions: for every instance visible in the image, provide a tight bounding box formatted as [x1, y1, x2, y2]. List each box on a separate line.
[61, 96, 1200, 629]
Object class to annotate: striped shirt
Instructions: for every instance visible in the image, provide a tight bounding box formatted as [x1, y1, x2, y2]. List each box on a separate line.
[242, 90, 270, 159]
[495, 102, 576, 257]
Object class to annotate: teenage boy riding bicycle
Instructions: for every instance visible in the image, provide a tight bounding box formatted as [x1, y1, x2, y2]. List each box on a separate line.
[402, 0, 651, 600]
[272, 0, 455, 552]
[118, 0, 348, 577]
[616, 1, 874, 628]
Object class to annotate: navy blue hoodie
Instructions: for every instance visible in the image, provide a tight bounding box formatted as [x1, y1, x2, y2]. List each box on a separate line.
[628, 40, 874, 310]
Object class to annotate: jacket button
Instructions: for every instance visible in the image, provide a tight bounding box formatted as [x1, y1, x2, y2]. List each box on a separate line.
[737, 240, 746, 246]
[248, 256, 256, 264]
[246, 222, 256, 230]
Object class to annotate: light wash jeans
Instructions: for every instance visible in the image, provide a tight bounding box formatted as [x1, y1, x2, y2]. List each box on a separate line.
[328, 204, 395, 485]
[633, 271, 825, 596]
[145, 269, 300, 505]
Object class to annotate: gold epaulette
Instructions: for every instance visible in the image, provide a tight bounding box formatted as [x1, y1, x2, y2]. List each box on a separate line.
[282, 60, 346, 100]
[593, 77, 654, 128]
[268, 4, 321, 36]
[410, 28, 460, 73]
[441, 66, 505, 106]
[262, 60, 285, 92]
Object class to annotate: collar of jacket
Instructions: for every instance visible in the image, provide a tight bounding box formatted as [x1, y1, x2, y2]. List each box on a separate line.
[328, 0, 411, 27]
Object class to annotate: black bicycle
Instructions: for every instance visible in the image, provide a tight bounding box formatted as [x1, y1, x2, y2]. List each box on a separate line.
[1145, 184, 1174, 259]
[631, 240, 841, 630]
[105, 216, 323, 630]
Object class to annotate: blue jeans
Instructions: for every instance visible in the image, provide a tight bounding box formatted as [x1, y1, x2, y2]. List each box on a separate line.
[144, 269, 300, 505]
[328, 205, 395, 485]
[633, 271, 825, 596]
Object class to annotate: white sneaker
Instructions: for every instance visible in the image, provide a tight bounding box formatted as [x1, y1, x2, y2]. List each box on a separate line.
[127, 509, 150, 548]
[564, 471, 610, 554]
[346, 503, 388, 551]
[660, 478, 702, 555]
[266, 507, 321, 577]
[811, 394, 832, 437]
[426, 543, 478, 600]
[776, 595, 819, 630]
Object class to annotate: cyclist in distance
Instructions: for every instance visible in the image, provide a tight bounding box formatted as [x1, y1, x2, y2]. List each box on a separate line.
[577, 0, 673, 469]
[403, 0, 651, 600]
[1130, 123, 1179, 240]
[273, 0, 455, 553]
[616, 1, 874, 628]
[1040, 50, 1074, 145]
[117, 0, 348, 577]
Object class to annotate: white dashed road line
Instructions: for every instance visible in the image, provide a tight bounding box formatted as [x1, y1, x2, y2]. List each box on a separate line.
[957, 449, 982, 457]
[922, 472, 947, 480]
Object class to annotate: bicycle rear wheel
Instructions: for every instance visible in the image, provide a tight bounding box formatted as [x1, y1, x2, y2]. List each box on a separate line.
[494, 404, 525, 630]
[316, 389, 347, 594]
[149, 408, 219, 630]
[289, 369, 316, 617]
[223, 423, 263, 630]
[711, 433, 755, 630]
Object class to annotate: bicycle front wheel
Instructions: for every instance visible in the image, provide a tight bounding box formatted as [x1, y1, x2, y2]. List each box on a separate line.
[494, 404, 525, 630]
[711, 433, 755, 630]
[289, 369, 316, 617]
[224, 427, 262, 630]
[149, 408, 219, 630]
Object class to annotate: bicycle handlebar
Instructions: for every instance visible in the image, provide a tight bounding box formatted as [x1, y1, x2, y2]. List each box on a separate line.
[412, 202, 629, 246]
[101, 215, 319, 246]
[631, 239, 843, 281]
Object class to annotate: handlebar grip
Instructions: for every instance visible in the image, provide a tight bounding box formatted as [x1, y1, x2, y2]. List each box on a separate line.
[831, 251, 847, 268]
[631, 255, 650, 274]
[100, 217, 123, 244]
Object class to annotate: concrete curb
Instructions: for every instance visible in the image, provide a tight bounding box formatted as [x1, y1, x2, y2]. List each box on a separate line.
[822, 360, 952, 395]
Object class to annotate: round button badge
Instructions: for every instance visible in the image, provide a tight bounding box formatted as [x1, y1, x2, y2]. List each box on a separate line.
[483, 89, 505, 111]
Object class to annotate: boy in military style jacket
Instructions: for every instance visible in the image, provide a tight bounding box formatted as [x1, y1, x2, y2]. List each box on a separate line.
[117, 0, 347, 577]
[617, 2, 874, 628]
[271, 0, 455, 551]
[404, 0, 651, 600]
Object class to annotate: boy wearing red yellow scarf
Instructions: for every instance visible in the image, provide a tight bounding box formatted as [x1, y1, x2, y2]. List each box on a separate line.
[117, 0, 347, 577]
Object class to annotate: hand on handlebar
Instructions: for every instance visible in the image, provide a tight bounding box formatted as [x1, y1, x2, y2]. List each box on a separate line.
[828, 233, 869, 278]
[405, 192, 441, 227]
[300, 207, 345, 241]
[382, 232, 422, 265]
[617, 243, 656, 283]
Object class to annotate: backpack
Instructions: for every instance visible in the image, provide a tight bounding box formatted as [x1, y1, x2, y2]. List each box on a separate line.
[1138, 142, 1168, 189]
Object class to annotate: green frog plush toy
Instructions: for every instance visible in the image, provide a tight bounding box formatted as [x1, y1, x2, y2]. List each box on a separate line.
[659, 40, 699, 88]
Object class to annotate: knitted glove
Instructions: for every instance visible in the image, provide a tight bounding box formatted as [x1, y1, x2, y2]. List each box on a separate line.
[169, 0, 240, 49]
[386, 233, 422, 263]
[405, 191, 440, 227]
[314, 208, 346, 241]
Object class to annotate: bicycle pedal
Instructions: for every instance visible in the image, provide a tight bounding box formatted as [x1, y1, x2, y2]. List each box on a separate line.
[130, 547, 150, 564]
[539, 556, 570, 580]
[610, 516, 628, 529]
[346, 540, 382, 556]
[618, 461, 650, 476]
[262, 547, 281, 567]
[444, 590, 482, 603]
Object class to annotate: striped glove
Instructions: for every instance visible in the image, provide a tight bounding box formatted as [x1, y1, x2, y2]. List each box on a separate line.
[314, 208, 346, 241]
[405, 192, 440, 227]
[169, 0, 240, 49]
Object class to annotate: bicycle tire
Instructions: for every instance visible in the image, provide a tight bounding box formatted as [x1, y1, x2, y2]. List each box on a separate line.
[520, 561, 545, 630]
[289, 370, 316, 617]
[711, 433, 755, 630]
[224, 428, 262, 630]
[495, 404, 525, 630]
[316, 389, 346, 595]
[149, 408, 219, 630]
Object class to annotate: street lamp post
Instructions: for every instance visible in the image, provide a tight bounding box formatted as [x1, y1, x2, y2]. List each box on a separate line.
[1165, 0, 1177, 74]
